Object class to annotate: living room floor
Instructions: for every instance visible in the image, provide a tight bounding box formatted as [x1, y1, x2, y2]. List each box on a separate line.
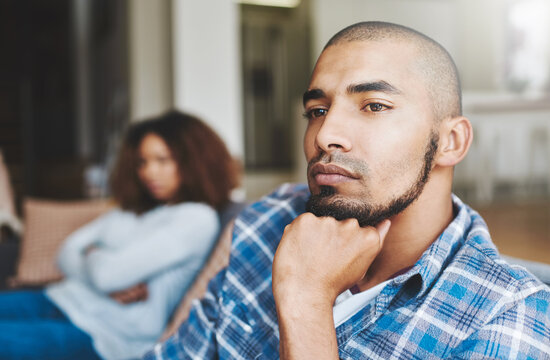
[475, 200, 550, 264]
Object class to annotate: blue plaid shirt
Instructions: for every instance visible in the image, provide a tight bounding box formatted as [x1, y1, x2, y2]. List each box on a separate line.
[145, 183, 550, 359]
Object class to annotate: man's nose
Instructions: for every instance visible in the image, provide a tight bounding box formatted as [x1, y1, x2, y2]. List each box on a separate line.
[314, 105, 353, 153]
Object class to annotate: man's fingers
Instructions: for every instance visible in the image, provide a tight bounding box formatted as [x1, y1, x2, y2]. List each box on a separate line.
[375, 219, 391, 247]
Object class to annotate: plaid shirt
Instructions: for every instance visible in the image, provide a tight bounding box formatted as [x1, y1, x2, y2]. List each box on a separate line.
[145, 183, 550, 359]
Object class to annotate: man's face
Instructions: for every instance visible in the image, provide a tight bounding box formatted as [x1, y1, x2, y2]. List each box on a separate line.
[303, 40, 438, 227]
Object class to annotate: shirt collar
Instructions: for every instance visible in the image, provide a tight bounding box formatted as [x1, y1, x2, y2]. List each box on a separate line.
[389, 194, 475, 298]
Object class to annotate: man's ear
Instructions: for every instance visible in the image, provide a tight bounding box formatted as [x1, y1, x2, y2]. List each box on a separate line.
[436, 116, 473, 167]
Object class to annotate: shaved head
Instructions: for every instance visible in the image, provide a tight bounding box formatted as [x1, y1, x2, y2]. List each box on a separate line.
[323, 21, 462, 121]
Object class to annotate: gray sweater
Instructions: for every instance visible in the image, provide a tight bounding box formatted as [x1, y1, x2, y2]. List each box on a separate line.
[46, 202, 219, 360]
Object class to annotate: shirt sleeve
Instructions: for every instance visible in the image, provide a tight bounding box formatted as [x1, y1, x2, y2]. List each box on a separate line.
[85, 203, 220, 293]
[56, 211, 114, 282]
[143, 267, 227, 360]
[451, 285, 550, 359]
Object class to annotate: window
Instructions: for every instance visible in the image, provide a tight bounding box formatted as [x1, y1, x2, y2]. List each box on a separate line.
[505, 0, 550, 94]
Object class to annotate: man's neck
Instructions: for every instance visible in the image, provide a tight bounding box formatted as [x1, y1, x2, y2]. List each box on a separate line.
[357, 179, 454, 291]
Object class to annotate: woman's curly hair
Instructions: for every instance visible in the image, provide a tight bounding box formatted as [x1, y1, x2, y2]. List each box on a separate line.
[110, 110, 240, 213]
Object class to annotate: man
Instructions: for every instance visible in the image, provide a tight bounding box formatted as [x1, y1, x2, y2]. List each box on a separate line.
[146, 21, 550, 359]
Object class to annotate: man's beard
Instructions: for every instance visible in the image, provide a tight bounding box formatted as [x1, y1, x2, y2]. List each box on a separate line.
[306, 132, 439, 227]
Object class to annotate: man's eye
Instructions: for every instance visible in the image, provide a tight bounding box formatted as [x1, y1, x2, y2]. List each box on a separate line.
[365, 103, 388, 112]
[305, 108, 328, 119]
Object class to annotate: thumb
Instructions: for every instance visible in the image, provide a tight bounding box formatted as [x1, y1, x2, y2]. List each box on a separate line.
[375, 219, 391, 247]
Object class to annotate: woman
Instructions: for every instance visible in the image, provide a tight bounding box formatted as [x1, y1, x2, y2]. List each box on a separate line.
[0, 111, 239, 360]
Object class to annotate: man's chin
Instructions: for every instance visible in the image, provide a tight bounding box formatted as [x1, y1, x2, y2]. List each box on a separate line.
[308, 186, 372, 210]
[305, 188, 417, 228]
[305, 129, 437, 227]
[305, 191, 382, 227]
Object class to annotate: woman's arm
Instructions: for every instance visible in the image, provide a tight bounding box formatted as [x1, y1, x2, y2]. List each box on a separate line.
[85, 203, 220, 293]
[56, 212, 113, 281]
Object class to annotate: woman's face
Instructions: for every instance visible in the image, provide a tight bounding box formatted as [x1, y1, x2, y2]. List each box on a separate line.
[137, 133, 182, 202]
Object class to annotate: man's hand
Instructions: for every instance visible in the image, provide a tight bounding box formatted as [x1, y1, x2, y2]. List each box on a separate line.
[273, 213, 391, 305]
[272, 213, 391, 359]
[109, 283, 149, 304]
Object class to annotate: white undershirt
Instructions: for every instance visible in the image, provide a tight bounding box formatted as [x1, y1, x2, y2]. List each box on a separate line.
[333, 280, 390, 327]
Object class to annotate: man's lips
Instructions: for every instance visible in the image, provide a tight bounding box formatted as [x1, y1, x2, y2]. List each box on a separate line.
[309, 163, 359, 186]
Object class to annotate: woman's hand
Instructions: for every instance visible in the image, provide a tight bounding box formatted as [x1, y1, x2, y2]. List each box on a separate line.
[109, 283, 149, 304]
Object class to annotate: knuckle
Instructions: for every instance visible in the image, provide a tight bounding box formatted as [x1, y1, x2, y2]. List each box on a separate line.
[362, 226, 379, 239]
[341, 217, 359, 227]
[302, 212, 318, 223]
[303, 212, 315, 219]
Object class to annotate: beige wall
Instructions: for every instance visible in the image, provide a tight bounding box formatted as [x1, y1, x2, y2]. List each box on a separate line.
[310, 0, 507, 92]
[171, 0, 243, 157]
[127, 0, 243, 158]
[128, 0, 173, 121]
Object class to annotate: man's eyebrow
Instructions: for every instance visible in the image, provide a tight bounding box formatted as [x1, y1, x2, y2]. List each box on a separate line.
[303, 81, 401, 106]
[302, 89, 326, 106]
[347, 81, 402, 95]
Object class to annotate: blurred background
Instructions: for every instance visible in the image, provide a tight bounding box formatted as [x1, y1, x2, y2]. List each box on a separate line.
[1, 0, 549, 262]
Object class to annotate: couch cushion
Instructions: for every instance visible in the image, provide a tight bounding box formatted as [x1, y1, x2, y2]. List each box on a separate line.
[11, 198, 112, 287]
[160, 220, 234, 340]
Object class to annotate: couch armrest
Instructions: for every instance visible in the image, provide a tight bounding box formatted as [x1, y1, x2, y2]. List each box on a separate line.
[160, 219, 234, 341]
[0, 226, 20, 289]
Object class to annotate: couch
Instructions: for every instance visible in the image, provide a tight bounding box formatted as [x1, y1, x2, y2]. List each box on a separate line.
[0, 196, 244, 341]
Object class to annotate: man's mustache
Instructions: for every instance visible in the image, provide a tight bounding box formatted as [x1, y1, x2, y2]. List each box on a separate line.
[307, 152, 369, 178]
